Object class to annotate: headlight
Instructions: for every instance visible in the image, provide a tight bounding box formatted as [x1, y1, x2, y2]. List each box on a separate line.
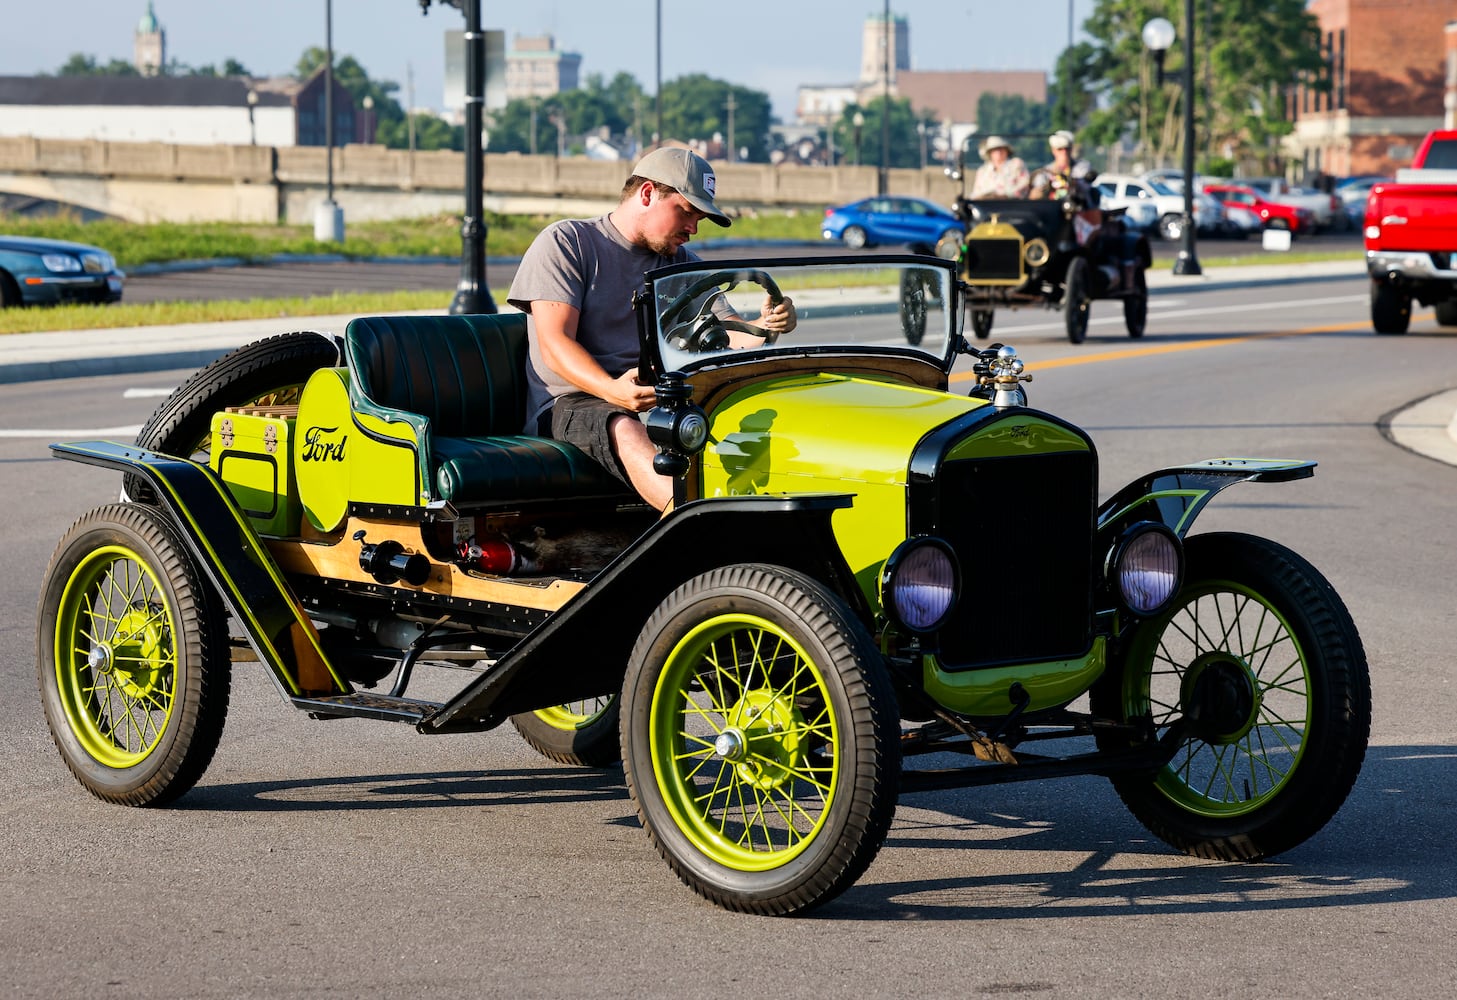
[880, 538, 959, 634]
[41, 253, 82, 273]
[1107, 523, 1182, 616]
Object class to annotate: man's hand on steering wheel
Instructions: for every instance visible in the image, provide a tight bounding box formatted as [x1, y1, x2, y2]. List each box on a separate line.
[756, 294, 797, 343]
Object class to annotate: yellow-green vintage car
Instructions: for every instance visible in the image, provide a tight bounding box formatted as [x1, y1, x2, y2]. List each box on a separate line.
[38, 256, 1369, 916]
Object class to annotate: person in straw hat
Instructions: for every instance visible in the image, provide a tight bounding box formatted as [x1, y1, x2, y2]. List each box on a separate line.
[970, 135, 1030, 199]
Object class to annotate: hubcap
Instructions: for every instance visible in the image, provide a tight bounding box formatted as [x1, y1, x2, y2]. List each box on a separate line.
[1181, 651, 1260, 744]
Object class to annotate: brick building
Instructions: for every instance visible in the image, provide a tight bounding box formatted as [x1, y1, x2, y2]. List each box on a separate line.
[1288, 0, 1456, 177]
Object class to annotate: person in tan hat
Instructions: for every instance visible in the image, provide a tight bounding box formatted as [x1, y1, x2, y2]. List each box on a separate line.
[969, 135, 1030, 199]
[507, 146, 796, 510]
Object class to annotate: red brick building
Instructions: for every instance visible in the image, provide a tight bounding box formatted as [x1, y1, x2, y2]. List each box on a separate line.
[1288, 0, 1455, 177]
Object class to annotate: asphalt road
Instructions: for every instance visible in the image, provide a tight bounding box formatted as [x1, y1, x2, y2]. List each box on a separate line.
[122, 230, 1367, 305]
[2, 271, 1453, 998]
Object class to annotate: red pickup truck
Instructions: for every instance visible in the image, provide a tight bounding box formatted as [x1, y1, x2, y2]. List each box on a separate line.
[1364, 129, 1457, 334]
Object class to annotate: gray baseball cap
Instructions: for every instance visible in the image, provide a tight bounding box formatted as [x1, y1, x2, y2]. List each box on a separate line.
[630, 147, 731, 227]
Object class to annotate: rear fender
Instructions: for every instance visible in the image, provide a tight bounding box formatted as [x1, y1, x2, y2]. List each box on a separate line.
[1097, 458, 1315, 545]
[51, 440, 349, 699]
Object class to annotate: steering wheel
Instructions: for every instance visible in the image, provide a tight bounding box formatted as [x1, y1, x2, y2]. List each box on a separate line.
[660, 268, 785, 351]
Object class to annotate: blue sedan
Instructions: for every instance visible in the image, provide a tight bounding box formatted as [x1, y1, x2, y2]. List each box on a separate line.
[822, 196, 964, 253]
[0, 234, 125, 308]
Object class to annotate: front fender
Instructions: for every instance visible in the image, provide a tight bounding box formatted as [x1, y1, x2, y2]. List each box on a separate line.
[1097, 458, 1315, 545]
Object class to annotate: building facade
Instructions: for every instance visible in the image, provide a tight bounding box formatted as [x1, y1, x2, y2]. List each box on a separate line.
[1288, 0, 1455, 177]
[504, 34, 582, 101]
[134, 2, 166, 77]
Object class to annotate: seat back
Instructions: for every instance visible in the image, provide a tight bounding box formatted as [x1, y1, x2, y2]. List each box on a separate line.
[344, 313, 530, 437]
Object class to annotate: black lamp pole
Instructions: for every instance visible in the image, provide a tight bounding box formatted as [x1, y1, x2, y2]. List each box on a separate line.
[1174, 0, 1202, 275]
[420, 0, 496, 313]
[878, 0, 889, 195]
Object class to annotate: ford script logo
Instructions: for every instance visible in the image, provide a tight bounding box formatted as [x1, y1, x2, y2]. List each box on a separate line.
[301, 425, 348, 462]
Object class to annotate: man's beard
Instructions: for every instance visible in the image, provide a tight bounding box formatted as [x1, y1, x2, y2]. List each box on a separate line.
[643, 232, 684, 256]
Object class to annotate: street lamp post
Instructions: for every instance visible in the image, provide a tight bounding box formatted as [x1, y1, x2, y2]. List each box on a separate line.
[419, 0, 496, 314]
[917, 121, 926, 169]
[246, 88, 259, 145]
[853, 111, 864, 168]
[361, 94, 374, 143]
[314, 0, 344, 242]
[1142, 10, 1201, 275]
[879, 0, 890, 195]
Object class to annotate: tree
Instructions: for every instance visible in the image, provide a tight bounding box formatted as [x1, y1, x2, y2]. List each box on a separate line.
[1078, 0, 1326, 174]
[54, 54, 138, 76]
[975, 93, 1052, 148]
[831, 97, 929, 170]
[658, 75, 774, 162]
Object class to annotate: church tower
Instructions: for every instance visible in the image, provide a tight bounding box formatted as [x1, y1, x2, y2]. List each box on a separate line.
[134, 2, 166, 76]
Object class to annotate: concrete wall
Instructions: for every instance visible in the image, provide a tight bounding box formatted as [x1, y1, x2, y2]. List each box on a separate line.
[0, 136, 957, 224]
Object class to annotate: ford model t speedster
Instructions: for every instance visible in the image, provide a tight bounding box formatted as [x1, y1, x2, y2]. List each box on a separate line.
[38, 255, 1369, 915]
[905, 154, 1153, 346]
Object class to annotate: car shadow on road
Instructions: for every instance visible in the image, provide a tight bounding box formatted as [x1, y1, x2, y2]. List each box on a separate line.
[178, 765, 628, 813]
[820, 744, 1455, 921]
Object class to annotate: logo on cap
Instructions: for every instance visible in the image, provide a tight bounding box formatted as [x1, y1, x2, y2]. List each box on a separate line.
[703, 172, 716, 198]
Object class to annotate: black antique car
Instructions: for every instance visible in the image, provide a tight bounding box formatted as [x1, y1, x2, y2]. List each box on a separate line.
[900, 146, 1152, 346]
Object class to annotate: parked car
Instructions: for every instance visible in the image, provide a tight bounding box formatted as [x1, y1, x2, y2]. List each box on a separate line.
[822, 196, 964, 253]
[1335, 175, 1392, 229]
[0, 234, 124, 308]
[37, 253, 1371, 916]
[1241, 178, 1345, 231]
[1202, 184, 1313, 235]
[1096, 173, 1228, 241]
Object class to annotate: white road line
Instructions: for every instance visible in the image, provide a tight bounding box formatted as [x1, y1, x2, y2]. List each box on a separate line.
[993, 293, 1369, 335]
[0, 425, 143, 438]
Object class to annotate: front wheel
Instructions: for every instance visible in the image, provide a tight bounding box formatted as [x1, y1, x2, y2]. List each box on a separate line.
[1064, 256, 1090, 344]
[510, 696, 621, 767]
[841, 226, 868, 250]
[36, 504, 231, 806]
[1123, 267, 1148, 339]
[898, 271, 927, 345]
[1434, 299, 1457, 327]
[971, 308, 995, 340]
[621, 565, 900, 915]
[1091, 532, 1370, 861]
[1370, 281, 1411, 335]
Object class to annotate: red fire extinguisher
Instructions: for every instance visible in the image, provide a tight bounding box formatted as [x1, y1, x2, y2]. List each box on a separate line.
[457, 536, 537, 575]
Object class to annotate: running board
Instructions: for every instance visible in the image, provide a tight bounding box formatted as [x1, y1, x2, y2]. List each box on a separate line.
[292, 692, 442, 723]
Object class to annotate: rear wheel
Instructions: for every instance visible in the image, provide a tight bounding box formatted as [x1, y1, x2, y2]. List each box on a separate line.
[1434, 300, 1457, 326]
[899, 270, 927, 345]
[126, 332, 339, 501]
[841, 226, 868, 250]
[36, 504, 231, 806]
[971, 308, 995, 340]
[621, 565, 899, 915]
[510, 696, 621, 767]
[1092, 532, 1370, 861]
[1370, 281, 1411, 335]
[1123, 267, 1148, 339]
[0, 271, 20, 308]
[1064, 257, 1090, 344]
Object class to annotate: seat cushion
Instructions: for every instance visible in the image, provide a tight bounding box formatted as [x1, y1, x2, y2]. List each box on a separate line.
[433, 435, 627, 504]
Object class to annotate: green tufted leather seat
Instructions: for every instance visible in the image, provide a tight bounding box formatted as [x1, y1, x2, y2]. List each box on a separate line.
[343, 313, 630, 506]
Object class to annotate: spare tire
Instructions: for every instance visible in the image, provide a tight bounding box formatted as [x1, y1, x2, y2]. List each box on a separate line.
[125, 332, 340, 503]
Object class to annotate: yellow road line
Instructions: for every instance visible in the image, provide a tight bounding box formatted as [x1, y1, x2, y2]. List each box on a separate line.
[949, 314, 1419, 384]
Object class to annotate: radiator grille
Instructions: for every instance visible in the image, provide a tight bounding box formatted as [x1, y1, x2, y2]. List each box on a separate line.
[927, 452, 1096, 667]
[960, 238, 1024, 283]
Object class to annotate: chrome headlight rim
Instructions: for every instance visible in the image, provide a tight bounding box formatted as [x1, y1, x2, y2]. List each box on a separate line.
[1106, 522, 1184, 618]
[880, 536, 961, 636]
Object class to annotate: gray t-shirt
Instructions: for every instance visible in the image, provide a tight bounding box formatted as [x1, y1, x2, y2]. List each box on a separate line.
[507, 214, 695, 431]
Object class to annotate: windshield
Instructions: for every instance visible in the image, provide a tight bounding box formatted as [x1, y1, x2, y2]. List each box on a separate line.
[1146, 178, 1177, 196]
[641, 257, 958, 377]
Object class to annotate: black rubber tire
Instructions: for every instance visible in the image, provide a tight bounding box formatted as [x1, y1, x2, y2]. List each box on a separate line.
[899, 271, 927, 345]
[1370, 281, 1411, 335]
[841, 226, 868, 250]
[971, 308, 995, 340]
[0, 271, 20, 308]
[621, 564, 900, 915]
[1124, 268, 1148, 339]
[125, 332, 339, 502]
[1434, 300, 1457, 327]
[510, 697, 622, 767]
[1091, 532, 1370, 861]
[36, 504, 231, 806]
[1064, 256, 1090, 344]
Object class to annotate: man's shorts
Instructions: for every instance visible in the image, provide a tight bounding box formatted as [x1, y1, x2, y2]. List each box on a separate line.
[550, 392, 637, 488]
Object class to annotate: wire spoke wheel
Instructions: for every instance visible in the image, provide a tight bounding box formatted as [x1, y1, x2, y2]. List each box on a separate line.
[37, 504, 230, 806]
[510, 695, 621, 767]
[1094, 532, 1369, 861]
[623, 565, 898, 915]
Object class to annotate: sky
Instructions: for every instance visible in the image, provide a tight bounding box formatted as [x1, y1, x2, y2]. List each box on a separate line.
[0, 1, 1095, 124]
